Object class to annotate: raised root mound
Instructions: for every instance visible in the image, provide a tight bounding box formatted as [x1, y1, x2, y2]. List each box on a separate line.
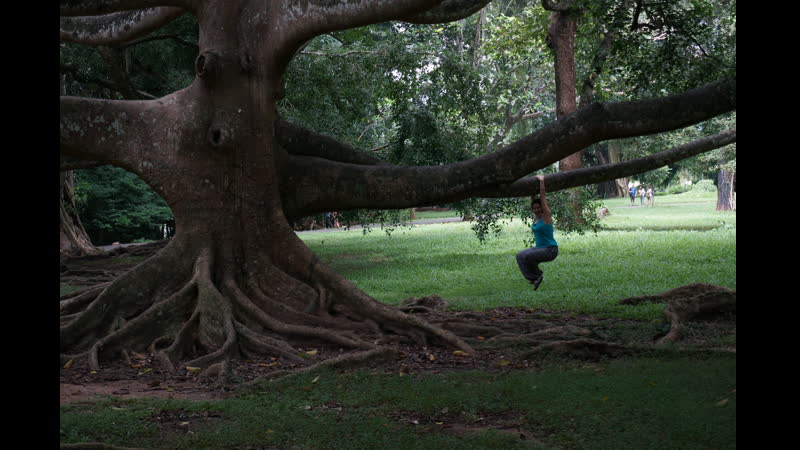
[620, 283, 736, 344]
[401, 306, 631, 361]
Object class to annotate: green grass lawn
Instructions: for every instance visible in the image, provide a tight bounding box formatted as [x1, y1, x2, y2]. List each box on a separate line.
[300, 195, 735, 321]
[61, 197, 735, 449]
[61, 355, 736, 449]
[413, 209, 462, 220]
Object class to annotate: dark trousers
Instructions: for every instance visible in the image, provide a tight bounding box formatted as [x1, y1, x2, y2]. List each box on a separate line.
[516, 246, 559, 282]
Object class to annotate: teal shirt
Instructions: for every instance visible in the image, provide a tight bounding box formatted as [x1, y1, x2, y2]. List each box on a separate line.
[532, 219, 558, 247]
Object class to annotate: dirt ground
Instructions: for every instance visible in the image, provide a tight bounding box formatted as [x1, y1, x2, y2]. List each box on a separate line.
[60, 247, 735, 405]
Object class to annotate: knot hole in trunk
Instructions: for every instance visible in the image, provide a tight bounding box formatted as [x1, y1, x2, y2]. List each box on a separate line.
[207, 126, 229, 147]
[195, 51, 221, 78]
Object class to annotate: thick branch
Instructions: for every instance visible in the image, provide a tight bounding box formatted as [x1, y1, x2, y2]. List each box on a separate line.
[472, 129, 737, 199]
[60, 91, 187, 172]
[60, 1, 190, 16]
[275, 120, 390, 166]
[61, 156, 106, 172]
[280, 79, 735, 217]
[282, 0, 446, 44]
[401, 0, 491, 24]
[120, 33, 199, 51]
[60, 7, 186, 46]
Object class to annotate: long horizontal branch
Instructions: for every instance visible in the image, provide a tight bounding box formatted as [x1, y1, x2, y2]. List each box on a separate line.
[60, 7, 185, 45]
[282, 0, 445, 45]
[276, 120, 390, 166]
[120, 33, 199, 51]
[60, 0, 191, 16]
[466, 128, 736, 200]
[400, 0, 491, 24]
[61, 156, 107, 172]
[60, 90, 189, 171]
[279, 78, 735, 217]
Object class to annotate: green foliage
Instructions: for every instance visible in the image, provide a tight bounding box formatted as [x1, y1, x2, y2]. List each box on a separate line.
[455, 183, 603, 245]
[61, 15, 198, 99]
[590, 0, 736, 96]
[691, 179, 718, 193]
[74, 166, 173, 245]
[338, 208, 412, 237]
[124, 15, 198, 97]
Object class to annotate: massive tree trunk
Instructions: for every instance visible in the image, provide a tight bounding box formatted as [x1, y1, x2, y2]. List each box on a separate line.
[716, 169, 736, 211]
[60, 0, 736, 375]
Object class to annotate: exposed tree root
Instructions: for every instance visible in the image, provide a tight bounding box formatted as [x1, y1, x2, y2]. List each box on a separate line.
[60, 236, 477, 379]
[620, 283, 736, 344]
[398, 295, 449, 313]
[250, 346, 398, 383]
[398, 305, 633, 363]
[66, 239, 731, 379]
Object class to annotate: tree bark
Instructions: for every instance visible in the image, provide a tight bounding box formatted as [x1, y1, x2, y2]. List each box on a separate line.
[716, 169, 736, 211]
[606, 140, 628, 197]
[60, 171, 102, 257]
[547, 7, 581, 172]
[545, 4, 583, 225]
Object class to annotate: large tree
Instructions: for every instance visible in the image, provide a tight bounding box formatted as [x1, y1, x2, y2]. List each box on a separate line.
[60, 0, 736, 374]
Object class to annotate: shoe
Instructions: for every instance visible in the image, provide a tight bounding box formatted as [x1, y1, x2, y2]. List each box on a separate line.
[533, 275, 544, 291]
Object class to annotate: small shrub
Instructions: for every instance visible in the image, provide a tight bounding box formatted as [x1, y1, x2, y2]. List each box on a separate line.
[691, 179, 717, 193]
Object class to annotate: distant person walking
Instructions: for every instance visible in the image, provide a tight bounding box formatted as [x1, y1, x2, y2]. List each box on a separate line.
[516, 175, 559, 290]
[647, 186, 654, 207]
[629, 184, 637, 206]
[640, 186, 646, 206]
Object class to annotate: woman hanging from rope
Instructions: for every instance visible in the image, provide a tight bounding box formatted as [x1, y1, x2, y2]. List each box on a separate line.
[516, 175, 559, 290]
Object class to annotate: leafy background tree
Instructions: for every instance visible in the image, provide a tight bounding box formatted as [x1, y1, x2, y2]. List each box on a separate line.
[73, 166, 174, 245]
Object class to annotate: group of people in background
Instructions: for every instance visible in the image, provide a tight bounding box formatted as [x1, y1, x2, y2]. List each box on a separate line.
[628, 181, 655, 207]
[324, 211, 341, 228]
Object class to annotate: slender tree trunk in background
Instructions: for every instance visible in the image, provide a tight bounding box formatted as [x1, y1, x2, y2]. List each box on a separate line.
[547, 7, 584, 220]
[607, 140, 628, 197]
[60, 171, 102, 257]
[548, 9, 580, 171]
[472, 8, 486, 68]
[716, 169, 736, 211]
